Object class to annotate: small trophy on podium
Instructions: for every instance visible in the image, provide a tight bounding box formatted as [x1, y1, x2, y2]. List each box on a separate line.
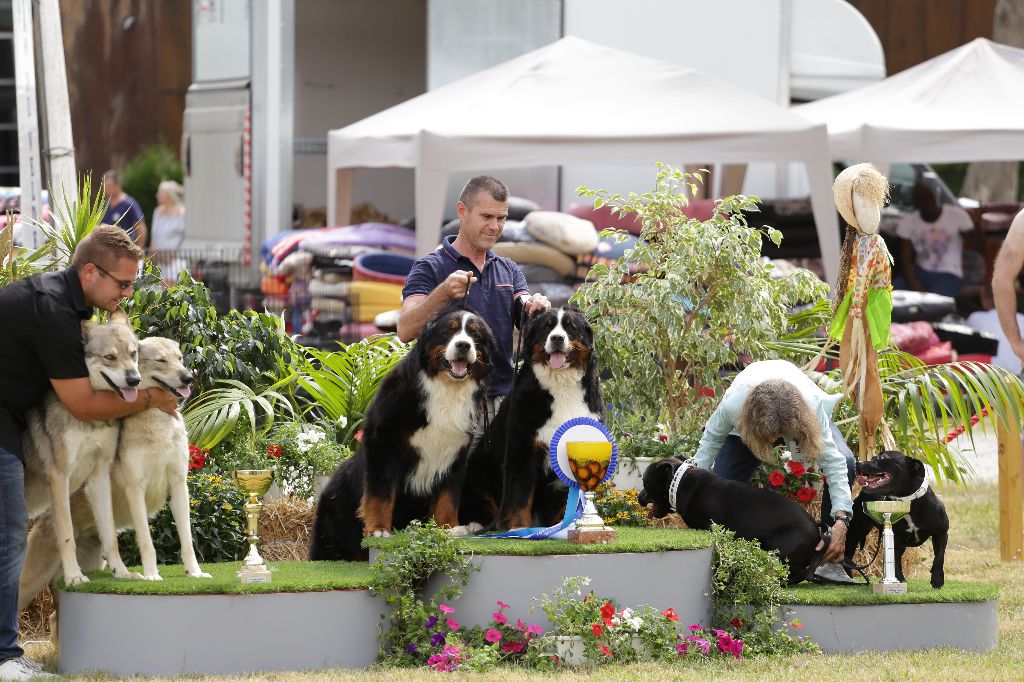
[864, 499, 911, 595]
[566, 441, 616, 545]
[231, 469, 274, 583]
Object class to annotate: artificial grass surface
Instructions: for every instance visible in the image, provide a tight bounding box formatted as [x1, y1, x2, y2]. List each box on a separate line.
[780, 578, 998, 605]
[59, 560, 372, 595]
[363, 525, 712, 555]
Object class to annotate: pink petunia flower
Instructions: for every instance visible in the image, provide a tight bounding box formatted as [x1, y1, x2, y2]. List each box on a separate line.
[485, 628, 502, 643]
[492, 611, 507, 624]
[496, 600, 509, 609]
[446, 618, 459, 630]
[526, 624, 543, 636]
[439, 604, 455, 614]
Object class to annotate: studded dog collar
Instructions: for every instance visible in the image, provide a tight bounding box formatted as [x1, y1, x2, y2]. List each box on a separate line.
[667, 459, 697, 513]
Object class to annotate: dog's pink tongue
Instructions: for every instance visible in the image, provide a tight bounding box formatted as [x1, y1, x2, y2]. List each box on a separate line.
[548, 352, 567, 369]
[449, 360, 468, 377]
[856, 475, 866, 487]
[177, 386, 192, 399]
[122, 387, 139, 403]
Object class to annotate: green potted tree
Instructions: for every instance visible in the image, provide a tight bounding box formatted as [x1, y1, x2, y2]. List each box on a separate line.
[573, 164, 827, 482]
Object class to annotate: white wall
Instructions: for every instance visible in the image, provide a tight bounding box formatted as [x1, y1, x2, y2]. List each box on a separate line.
[293, 0, 426, 223]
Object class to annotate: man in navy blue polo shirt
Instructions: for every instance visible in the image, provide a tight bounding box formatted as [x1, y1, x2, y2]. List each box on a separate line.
[102, 169, 147, 247]
[398, 176, 549, 404]
[0, 226, 179, 680]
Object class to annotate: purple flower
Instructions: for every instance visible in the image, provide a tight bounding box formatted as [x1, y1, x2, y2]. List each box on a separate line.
[425, 615, 439, 629]
[405, 643, 417, 655]
[431, 632, 446, 647]
[686, 636, 711, 656]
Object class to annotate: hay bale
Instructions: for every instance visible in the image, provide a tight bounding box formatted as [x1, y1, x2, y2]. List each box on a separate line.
[259, 496, 316, 562]
[19, 587, 53, 640]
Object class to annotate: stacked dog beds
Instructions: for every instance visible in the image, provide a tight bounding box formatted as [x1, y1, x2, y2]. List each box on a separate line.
[260, 223, 415, 343]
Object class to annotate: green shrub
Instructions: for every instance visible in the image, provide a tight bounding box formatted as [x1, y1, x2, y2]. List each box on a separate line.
[121, 141, 183, 227]
[126, 264, 300, 394]
[260, 418, 352, 499]
[118, 470, 247, 565]
[709, 525, 818, 656]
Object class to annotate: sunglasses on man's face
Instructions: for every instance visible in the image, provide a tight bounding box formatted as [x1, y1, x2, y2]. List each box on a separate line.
[92, 262, 136, 291]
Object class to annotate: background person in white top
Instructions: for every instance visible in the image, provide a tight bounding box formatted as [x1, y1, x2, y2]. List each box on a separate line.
[966, 285, 1024, 376]
[148, 180, 187, 285]
[893, 179, 978, 298]
[691, 360, 856, 572]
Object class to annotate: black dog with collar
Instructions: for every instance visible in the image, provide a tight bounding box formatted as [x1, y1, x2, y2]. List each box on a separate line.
[844, 450, 948, 588]
[638, 457, 825, 584]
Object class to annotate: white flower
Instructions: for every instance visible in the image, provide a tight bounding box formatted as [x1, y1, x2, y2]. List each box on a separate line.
[337, 415, 348, 429]
[626, 616, 643, 631]
[779, 449, 792, 462]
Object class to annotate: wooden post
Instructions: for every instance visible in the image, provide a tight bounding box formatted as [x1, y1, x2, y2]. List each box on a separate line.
[333, 168, 353, 227]
[998, 416, 1024, 561]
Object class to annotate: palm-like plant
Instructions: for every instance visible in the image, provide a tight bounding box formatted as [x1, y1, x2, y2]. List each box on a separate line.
[762, 305, 1024, 484]
[293, 335, 410, 445]
[0, 213, 51, 288]
[183, 378, 295, 452]
[31, 173, 109, 266]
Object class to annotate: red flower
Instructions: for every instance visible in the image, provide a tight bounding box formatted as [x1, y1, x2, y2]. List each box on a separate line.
[600, 602, 615, 620]
[768, 470, 786, 487]
[729, 617, 743, 629]
[661, 607, 680, 622]
[353, 429, 364, 442]
[188, 450, 206, 470]
[796, 487, 816, 503]
[658, 433, 669, 442]
[267, 443, 282, 458]
[591, 623, 603, 636]
[786, 461, 806, 478]
[600, 643, 612, 657]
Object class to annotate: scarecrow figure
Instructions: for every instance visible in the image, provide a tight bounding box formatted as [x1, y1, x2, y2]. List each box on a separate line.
[829, 163, 893, 459]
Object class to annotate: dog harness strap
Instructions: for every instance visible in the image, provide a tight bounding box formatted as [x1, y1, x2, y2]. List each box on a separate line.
[667, 460, 695, 513]
[889, 478, 929, 502]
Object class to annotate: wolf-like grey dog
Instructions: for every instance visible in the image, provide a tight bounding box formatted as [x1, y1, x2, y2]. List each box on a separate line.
[22, 309, 141, 587]
[19, 336, 211, 610]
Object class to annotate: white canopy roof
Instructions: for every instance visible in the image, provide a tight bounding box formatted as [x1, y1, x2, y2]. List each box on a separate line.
[795, 38, 1024, 162]
[328, 36, 841, 283]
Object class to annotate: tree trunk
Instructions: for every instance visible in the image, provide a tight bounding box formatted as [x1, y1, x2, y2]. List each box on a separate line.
[961, 0, 1024, 203]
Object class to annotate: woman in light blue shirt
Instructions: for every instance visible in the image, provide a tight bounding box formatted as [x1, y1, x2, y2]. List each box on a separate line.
[691, 359, 856, 570]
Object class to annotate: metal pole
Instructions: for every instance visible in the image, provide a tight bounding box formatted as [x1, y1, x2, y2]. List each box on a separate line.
[12, 0, 43, 247]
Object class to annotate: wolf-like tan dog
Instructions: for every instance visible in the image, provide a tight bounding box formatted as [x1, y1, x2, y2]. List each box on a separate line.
[22, 309, 140, 587]
[19, 336, 210, 609]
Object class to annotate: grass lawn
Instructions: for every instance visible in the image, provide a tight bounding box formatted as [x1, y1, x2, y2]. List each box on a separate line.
[25, 482, 1024, 680]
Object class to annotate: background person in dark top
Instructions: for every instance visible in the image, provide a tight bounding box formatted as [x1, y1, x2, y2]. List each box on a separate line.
[101, 169, 147, 247]
[398, 176, 550, 411]
[0, 226, 177, 680]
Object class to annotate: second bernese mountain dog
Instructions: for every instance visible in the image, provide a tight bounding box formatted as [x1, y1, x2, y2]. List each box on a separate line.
[309, 304, 496, 561]
[461, 306, 604, 531]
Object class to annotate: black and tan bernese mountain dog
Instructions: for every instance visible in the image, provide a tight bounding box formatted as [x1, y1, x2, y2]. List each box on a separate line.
[460, 306, 603, 531]
[309, 304, 496, 561]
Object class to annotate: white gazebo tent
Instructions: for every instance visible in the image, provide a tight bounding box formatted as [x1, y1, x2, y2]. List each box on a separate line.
[795, 38, 1024, 162]
[328, 37, 841, 283]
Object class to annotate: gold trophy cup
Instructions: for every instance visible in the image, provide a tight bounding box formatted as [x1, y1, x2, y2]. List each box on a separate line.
[566, 441, 616, 545]
[232, 469, 274, 583]
[864, 499, 911, 595]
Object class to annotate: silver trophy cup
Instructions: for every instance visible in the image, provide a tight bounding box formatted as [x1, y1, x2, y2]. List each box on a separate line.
[864, 499, 911, 595]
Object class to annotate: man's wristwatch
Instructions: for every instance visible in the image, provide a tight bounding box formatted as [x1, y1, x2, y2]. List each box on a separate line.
[833, 512, 850, 527]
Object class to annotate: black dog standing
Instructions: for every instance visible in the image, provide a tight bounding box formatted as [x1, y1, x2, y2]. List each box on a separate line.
[844, 451, 948, 588]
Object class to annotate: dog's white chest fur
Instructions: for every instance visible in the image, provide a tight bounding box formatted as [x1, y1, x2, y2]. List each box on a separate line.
[406, 372, 477, 495]
[534, 364, 600, 448]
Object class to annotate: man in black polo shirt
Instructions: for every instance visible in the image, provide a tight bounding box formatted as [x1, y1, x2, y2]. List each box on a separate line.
[398, 176, 550, 406]
[0, 225, 178, 680]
